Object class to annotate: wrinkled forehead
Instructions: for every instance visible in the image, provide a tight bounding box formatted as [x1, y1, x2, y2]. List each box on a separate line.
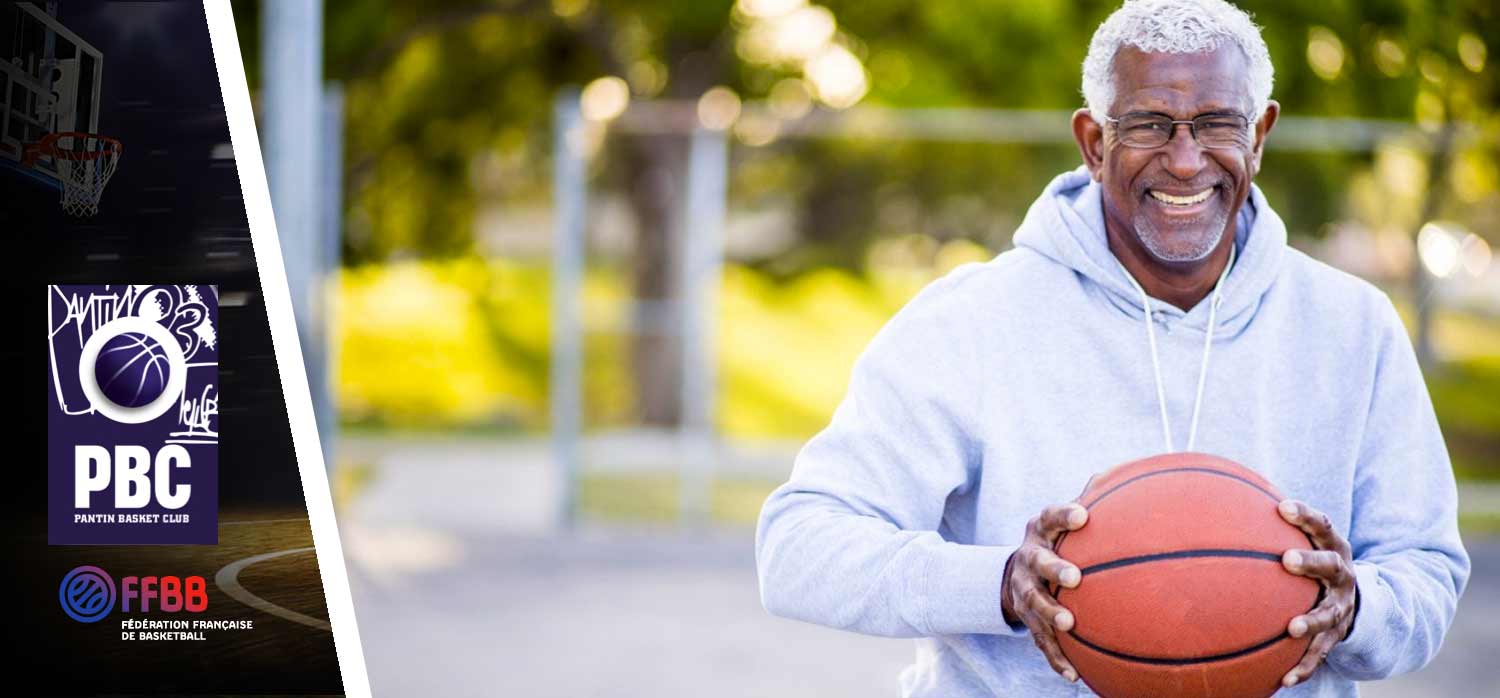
[1110, 44, 1255, 117]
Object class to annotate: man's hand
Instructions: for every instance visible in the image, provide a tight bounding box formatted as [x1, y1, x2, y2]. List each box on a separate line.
[1277, 499, 1359, 688]
[1001, 502, 1088, 683]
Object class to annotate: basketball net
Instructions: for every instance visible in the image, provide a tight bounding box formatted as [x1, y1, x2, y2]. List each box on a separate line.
[23, 132, 123, 217]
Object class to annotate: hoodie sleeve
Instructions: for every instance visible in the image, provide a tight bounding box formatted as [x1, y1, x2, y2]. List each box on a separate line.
[754, 269, 1024, 639]
[1326, 297, 1471, 680]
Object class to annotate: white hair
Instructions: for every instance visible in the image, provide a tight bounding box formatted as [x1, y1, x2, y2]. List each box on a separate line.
[1082, 0, 1274, 123]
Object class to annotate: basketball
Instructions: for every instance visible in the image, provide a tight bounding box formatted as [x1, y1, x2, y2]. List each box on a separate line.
[1053, 453, 1319, 698]
[94, 330, 172, 408]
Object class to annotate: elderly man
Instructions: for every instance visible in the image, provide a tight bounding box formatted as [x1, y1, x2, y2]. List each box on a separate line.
[754, 1, 1470, 696]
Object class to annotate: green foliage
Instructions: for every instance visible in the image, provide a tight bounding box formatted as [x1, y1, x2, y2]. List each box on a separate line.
[336, 257, 552, 429]
[1427, 357, 1500, 481]
[1460, 511, 1500, 534]
[334, 253, 983, 435]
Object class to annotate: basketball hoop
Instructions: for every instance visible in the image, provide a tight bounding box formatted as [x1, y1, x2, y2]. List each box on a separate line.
[22, 132, 123, 217]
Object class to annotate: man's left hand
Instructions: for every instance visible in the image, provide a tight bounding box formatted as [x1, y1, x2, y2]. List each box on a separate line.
[1276, 499, 1359, 688]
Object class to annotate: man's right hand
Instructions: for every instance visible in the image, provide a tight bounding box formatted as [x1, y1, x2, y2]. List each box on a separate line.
[1001, 502, 1089, 683]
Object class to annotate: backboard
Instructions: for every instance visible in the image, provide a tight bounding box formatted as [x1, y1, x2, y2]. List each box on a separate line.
[0, 2, 103, 189]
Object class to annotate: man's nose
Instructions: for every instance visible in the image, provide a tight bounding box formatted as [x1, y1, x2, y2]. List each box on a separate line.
[1161, 122, 1206, 180]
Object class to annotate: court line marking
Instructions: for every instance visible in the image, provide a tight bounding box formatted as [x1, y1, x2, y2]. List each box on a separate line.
[215, 546, 331, 632]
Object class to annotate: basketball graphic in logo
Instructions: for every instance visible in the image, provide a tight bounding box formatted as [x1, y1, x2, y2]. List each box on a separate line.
[93, 331, 172, 408]
[77, 316, 187, 424]
[59, 566, 116, 623]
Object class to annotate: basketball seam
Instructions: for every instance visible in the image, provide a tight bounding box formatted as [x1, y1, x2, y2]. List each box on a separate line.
[1061, 551, 1322, 663]
[1066, 626, 1295, 666]
[1062, 464, 1317, 566]
[1076, 549, 1283, 575]
[1081, 466, 1280, 509]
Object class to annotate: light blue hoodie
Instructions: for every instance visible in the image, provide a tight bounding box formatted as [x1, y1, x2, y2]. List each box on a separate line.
[755, 166, 1471, 697]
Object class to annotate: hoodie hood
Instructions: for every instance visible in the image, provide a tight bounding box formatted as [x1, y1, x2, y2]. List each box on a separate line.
[1013, 165, 1286, 337]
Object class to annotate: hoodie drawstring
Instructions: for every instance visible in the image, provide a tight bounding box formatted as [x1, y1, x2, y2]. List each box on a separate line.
[1114, 245, 1236, 454]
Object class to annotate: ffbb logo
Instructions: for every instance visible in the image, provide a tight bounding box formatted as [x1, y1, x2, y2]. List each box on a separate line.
[59, 565, 208, 623]
[47, 285, 219, 545]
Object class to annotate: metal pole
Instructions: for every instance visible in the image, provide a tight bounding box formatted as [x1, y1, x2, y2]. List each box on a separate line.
[551, 90, 586, 529]
[320, 83, 343, 470]
[678, 125, 728, 525]
[261, 0, 330, 474]
[1413, 124, 1456, 371]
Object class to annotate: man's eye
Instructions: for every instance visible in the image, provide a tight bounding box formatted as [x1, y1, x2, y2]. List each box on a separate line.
[1128, 121, 1167, 131]
[1199, 119, 1241, 130]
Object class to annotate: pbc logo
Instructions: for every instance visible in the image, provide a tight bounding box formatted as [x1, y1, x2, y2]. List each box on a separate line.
[59, 565, 208, 623]
[47, 285, 219, 545]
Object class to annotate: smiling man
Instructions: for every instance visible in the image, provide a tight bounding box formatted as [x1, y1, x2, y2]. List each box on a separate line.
[755, 1, 1470, 696]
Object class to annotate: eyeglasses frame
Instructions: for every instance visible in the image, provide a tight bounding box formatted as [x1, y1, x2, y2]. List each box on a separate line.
[1102, 111, 1255, 150]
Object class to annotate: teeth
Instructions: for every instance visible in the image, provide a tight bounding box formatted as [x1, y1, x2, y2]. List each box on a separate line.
[1149, 188, 1213, 206]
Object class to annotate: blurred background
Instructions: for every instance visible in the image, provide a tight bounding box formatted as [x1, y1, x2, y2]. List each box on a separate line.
[233, 1, 1498, 695]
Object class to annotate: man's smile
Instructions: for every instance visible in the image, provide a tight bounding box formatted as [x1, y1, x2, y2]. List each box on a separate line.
[1147, 187, 1215, 206]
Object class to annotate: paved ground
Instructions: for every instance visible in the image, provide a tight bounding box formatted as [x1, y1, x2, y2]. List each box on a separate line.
[338, 435, 1498, 696]
[343, 525, 1495, 697]
[345, 528, 913, 696]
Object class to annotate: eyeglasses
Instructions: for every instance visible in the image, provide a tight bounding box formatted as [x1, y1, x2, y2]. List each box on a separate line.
[1104, 112, 1253, 150]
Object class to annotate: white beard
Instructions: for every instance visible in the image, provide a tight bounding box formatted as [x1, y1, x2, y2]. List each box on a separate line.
[1133, 205, 1230, 262]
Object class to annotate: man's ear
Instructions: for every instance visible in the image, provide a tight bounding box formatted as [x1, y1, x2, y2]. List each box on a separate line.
[1249, 99, 1280, 172]
[1072, 108, 1106, 181]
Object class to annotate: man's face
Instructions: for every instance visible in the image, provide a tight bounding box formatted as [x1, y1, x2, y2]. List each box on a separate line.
[1091, 45, 1270, 264]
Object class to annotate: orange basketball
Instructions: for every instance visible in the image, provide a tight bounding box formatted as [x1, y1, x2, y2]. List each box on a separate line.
[1053, 453, 1319, 698]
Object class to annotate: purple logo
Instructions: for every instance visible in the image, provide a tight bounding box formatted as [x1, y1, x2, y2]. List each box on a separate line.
[47, 285, 219, 545]
[60, 566, 117, 623]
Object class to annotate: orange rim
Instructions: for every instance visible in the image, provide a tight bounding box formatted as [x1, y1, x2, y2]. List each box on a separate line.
[22, 131, 123, 165]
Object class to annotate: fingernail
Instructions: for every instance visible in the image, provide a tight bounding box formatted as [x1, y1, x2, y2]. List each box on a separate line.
[1289, 617, 1306, 637]
[1279, 500, 1299, 519]
[1284, 551, 1301, 569]
[1067, 506, 1087, 529]
[1064, 669, 1078, 682]
[1060, 567, 1081, 588]
[1054, 610, 1074, 631]
[1282, 673, 1298, 687]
